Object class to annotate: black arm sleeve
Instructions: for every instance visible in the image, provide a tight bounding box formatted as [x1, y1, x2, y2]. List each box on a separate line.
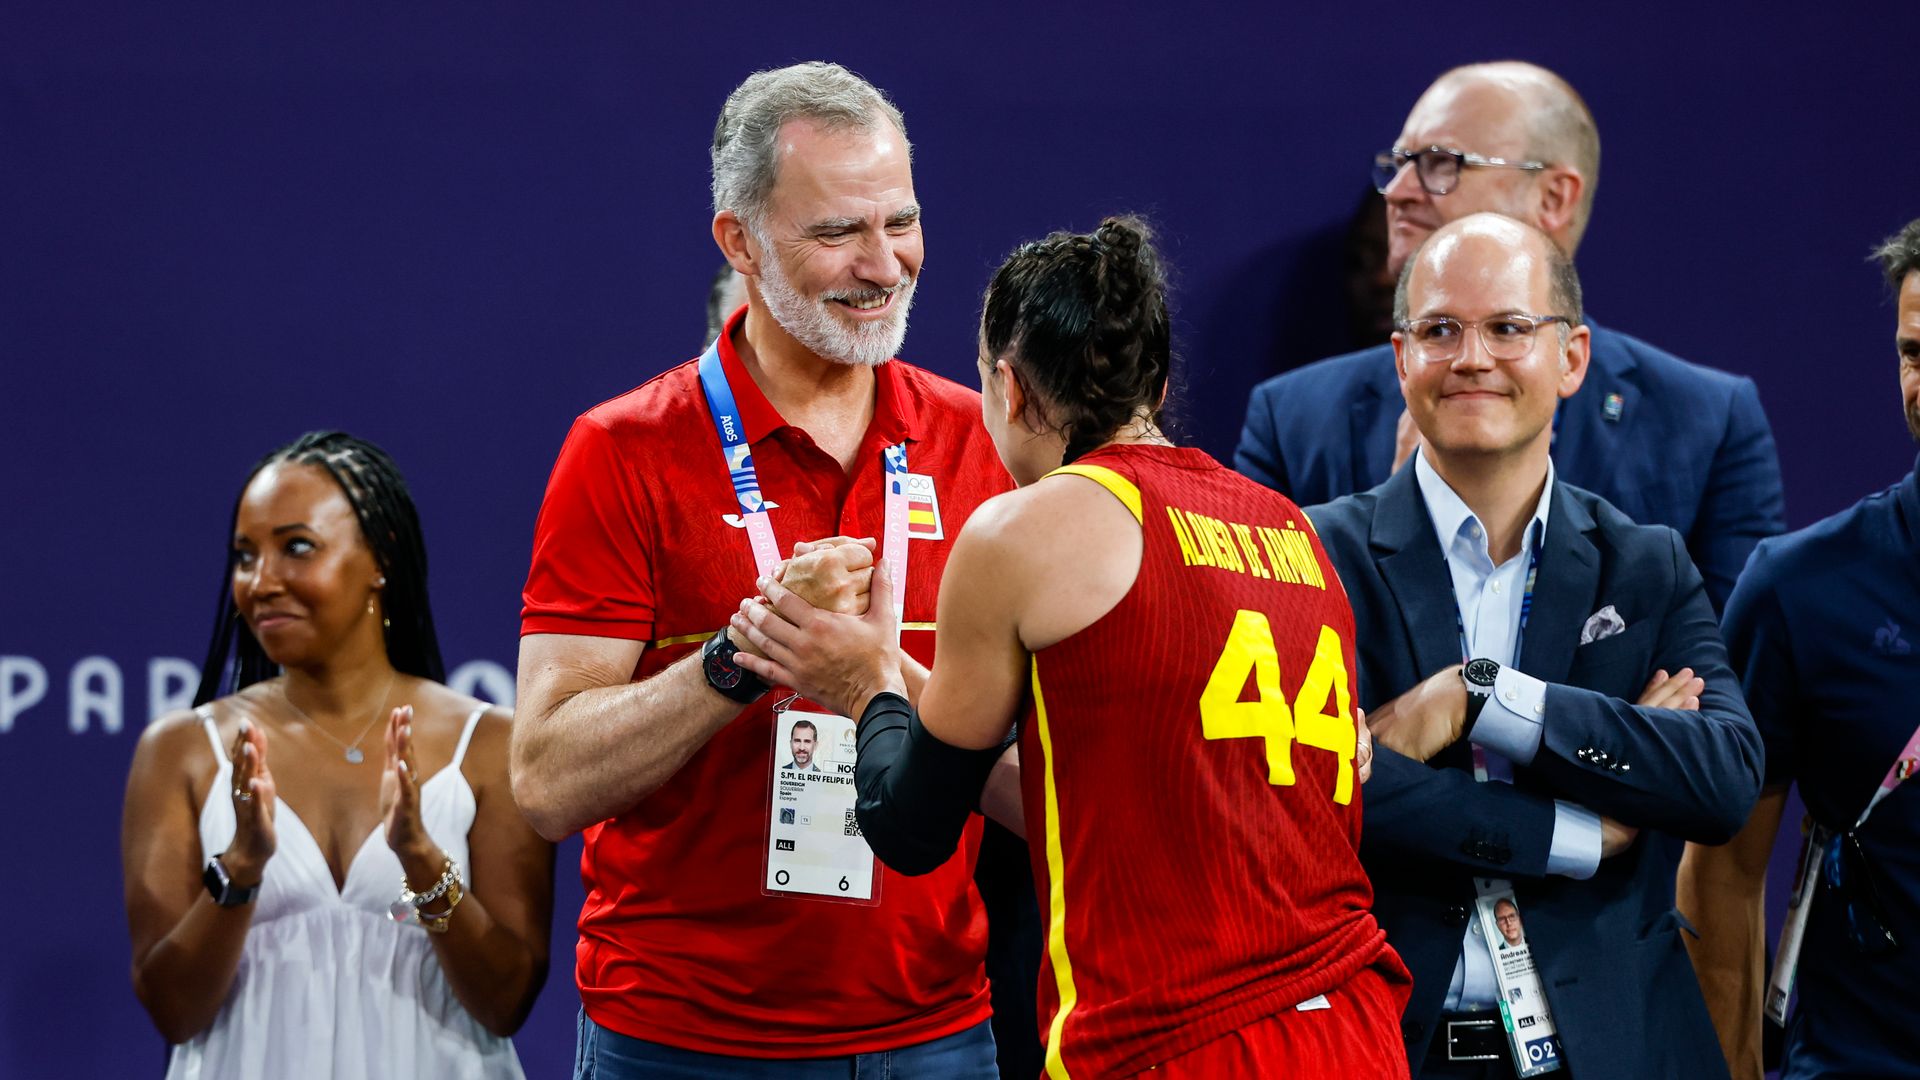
[853, 692, 1003, 876]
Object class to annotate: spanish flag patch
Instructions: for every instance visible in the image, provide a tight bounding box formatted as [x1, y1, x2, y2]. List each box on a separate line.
[905, 472, 943, 540]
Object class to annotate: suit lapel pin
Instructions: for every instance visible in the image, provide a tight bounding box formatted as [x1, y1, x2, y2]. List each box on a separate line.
[1603, 392, 1624, 423]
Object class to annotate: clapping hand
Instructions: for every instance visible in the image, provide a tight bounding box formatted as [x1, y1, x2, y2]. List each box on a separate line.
[380, 706, 443, 877]
[224, 719, 278, 881]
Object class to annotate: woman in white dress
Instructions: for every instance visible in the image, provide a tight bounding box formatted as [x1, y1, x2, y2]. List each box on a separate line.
[121, 431, 554, 1079]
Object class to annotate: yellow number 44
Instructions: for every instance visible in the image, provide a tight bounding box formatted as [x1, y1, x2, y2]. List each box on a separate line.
[1199, 611, 1356, 804]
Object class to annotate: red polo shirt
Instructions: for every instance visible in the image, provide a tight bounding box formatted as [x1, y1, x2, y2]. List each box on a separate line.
[522, 311, 1011, 1056]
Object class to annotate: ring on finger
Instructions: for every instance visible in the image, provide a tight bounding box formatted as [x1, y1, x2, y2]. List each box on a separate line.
[233, 787, 253, 803]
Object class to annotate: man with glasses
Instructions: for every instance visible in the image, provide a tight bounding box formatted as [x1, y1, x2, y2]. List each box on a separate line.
[1680, 219, 1920, 1080]
[1308, 212, 1761, 1078]
[1238, 61, 1784, 613]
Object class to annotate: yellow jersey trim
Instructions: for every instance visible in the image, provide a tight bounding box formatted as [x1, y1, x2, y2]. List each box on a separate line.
[1032, 656, 1080, 1079]
[651, 622, 935, 649]
[1046, 464, 1143, 523]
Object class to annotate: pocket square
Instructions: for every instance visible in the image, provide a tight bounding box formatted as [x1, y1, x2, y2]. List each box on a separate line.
[1580, 604, 1627, 645]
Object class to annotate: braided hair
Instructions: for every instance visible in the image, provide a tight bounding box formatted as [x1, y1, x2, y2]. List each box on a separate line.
[193, 431, 446, 705]
[980, 216, 1173, 465]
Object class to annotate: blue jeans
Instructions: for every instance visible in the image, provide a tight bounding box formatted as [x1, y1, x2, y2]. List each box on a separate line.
[572, 1011, 999, 1080]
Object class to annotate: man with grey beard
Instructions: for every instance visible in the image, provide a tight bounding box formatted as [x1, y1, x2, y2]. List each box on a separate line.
[512, 62, 1012, 1078]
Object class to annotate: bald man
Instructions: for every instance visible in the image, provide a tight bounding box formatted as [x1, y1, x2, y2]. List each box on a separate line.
[1306, 214, 1760, 1077]
[1237, 62, 1784, 613]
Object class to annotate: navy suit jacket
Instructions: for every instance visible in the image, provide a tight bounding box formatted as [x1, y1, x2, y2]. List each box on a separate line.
[1308, 467, 1763, 1079]
[1238, 321, 1786, 612]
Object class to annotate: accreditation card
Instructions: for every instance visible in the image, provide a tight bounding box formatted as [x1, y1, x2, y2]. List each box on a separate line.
[762, 700, 880, 905]
[1473, 878, 1565, 1076]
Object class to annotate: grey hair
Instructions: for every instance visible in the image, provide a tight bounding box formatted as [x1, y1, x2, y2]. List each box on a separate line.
[1873, 219, 1920, 292]
[711, 62, 909, 229]
[1393, 215, 1584, 329]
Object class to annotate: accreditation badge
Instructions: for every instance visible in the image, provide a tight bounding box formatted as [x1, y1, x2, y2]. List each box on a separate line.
[762, 698, 881, 905]
[1767, 820, 1832, 1024]
[1472, 878, 1565, 1076]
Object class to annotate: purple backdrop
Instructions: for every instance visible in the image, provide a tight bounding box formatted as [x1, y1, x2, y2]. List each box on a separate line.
[4, 6, 1917, 1077]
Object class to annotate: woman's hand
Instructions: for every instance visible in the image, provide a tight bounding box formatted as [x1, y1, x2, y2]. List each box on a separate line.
[380, 706, 446, 884]
[223, 719, 277, 882]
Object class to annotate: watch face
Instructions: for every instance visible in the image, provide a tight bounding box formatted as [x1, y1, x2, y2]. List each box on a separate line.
[1464, 658, 1501, 688]
[706, 652, 744, 690]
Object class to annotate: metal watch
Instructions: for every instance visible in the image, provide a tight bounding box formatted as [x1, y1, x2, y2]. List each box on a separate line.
[1462, 658, 1501, 735]
[702, 629, 769, 704]
[203, 855, 260, 907]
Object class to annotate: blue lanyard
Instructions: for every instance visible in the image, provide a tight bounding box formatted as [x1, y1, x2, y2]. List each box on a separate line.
[695, 341, 912, 614]
[1452, 526, 1542, 667]
[697, 342, 770, 517]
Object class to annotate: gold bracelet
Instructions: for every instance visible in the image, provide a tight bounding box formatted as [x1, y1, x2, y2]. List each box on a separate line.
[415, 876, 466, 934]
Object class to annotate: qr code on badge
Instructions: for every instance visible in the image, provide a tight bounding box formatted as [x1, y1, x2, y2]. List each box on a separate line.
[843, 809, 863, 837]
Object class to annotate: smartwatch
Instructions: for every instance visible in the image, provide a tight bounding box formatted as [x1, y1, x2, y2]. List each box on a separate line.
[203, 855, 259, 908]
[1462, 658, 1501, 736]
[703, 629, 770, 704]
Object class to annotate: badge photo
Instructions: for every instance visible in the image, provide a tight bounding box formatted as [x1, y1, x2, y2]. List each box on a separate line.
[763, 702, 880, 906]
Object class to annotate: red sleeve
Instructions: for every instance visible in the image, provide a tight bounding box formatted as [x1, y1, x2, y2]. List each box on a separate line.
[520, 414, 658, 641]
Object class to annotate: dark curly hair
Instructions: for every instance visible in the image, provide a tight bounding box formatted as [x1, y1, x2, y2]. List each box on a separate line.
[193, 431, 445, 705]
[981, 215, 1173, 464]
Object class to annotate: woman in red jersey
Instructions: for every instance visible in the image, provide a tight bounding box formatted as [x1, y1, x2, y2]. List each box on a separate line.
[731, 217, 1411, 1079]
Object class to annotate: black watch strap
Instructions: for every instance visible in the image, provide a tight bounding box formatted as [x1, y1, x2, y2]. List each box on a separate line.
[1463, 687, 1490, 735]
[703, 629, 770, 704]
[204, 856, 259, 907]
[1461, 658, 1501, 737]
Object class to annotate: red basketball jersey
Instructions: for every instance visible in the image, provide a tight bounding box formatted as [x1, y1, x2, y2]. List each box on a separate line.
[1018, 443, 1402, 1078]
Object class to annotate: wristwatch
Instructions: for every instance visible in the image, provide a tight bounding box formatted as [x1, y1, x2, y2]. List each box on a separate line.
[203, 855, 260, 908]
[1462, 658, 1501, 736]
[702, 629, 770, 704]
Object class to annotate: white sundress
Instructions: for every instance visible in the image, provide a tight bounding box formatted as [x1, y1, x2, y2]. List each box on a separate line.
[166, 706, 526, 1080]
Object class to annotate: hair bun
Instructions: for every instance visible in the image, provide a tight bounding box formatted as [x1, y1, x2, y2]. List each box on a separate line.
[1093, 216, 1147, 261]
[980, 213, 1174, 465]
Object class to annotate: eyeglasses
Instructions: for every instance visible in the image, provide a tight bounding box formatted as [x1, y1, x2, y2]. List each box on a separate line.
[1396, 314, 1571, 362]
[1823, 831, 1899, 956]
[1372, 145, 1548, 196]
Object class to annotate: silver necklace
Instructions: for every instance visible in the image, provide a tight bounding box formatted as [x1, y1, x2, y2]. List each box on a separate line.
[282, 675, 395, 764]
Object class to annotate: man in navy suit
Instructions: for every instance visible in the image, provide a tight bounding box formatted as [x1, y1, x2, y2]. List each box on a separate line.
[1309, 213, 1763, 1078]
[1680, 219, 1920, 1080]
[1240, 61, 1784, 612]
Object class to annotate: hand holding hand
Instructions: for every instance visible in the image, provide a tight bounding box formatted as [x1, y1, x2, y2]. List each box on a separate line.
[224, 719, 278, 883]
[731, 559, 905, 718]
[737, 538, 878, 659]
[780, 537, 876, 616]
[1366, 664, 1468, 763]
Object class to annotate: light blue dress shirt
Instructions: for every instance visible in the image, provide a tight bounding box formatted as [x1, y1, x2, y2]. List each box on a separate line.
[1413, 452, 1603, 1012]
